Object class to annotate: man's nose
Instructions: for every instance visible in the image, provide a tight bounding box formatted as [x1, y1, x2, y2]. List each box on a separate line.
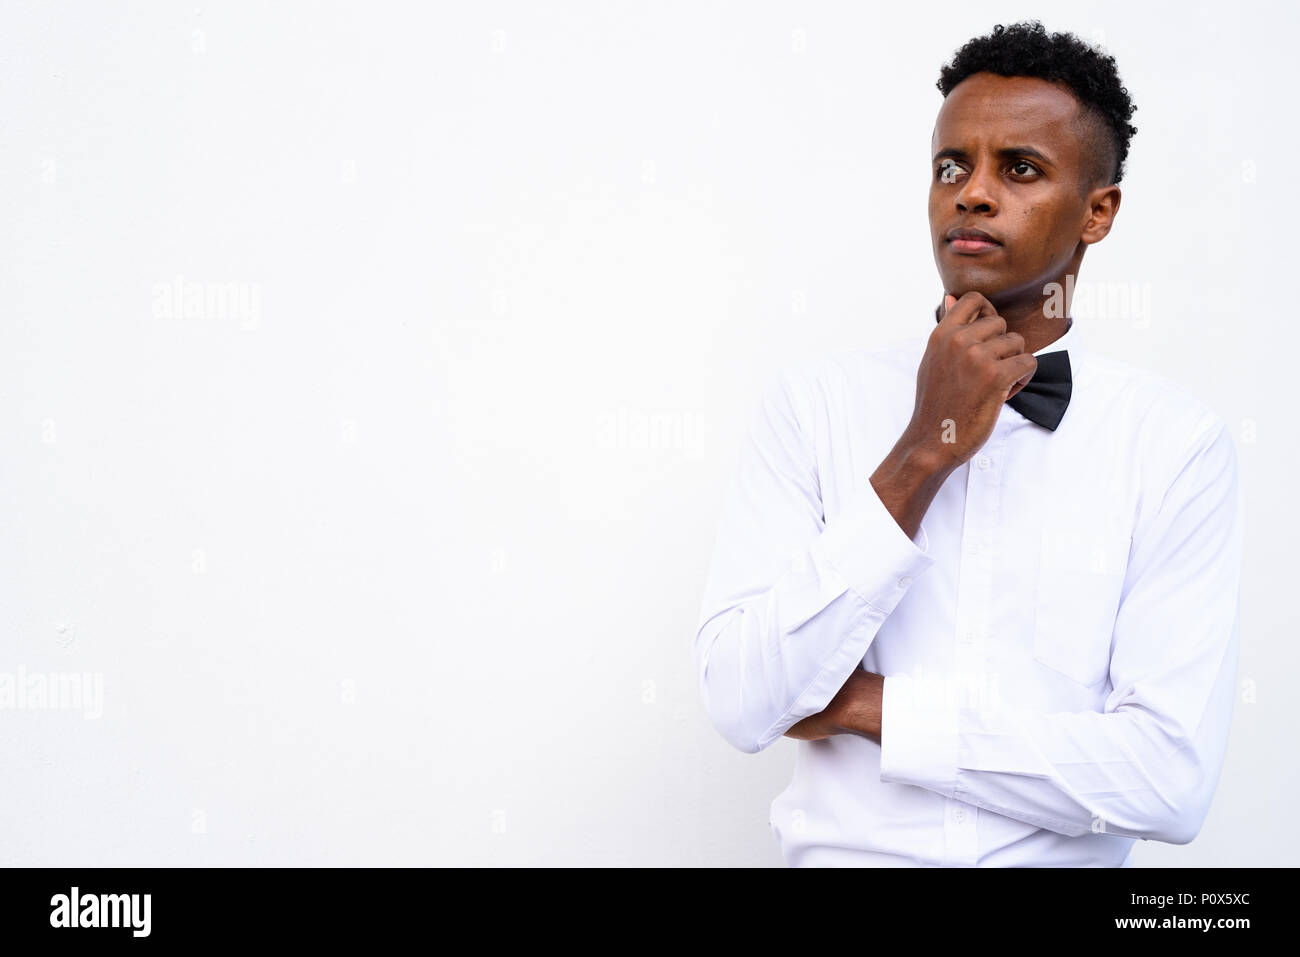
[955, 164, 998, 214]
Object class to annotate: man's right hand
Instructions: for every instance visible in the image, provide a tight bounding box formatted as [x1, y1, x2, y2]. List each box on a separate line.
[903, 291, 1037, 469]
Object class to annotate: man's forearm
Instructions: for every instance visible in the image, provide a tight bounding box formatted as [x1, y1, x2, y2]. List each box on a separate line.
[787, 668, 884, 744]
[840, 670, 884, 743]
[783, 439, 950, 747]
[870, 434, 956, 541]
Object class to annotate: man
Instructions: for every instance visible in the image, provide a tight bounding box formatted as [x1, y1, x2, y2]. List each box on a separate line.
[693, 21, 1242, 867]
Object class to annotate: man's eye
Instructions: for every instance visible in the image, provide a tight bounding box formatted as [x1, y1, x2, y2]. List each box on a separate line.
[1010, 161, 1039, 177]
[937, 160, 964, 184]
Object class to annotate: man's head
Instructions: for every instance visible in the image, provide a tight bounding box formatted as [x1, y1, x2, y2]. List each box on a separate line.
[929, 21, 1138, 313]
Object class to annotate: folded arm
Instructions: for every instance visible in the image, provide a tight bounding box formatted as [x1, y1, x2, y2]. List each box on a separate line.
[875, 420, 1243, 844]
[694, 369, 944, 754]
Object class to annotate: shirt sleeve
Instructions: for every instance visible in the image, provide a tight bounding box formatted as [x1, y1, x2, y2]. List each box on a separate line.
[694, 367, 937, 754]
[878, 418, 1243, 844]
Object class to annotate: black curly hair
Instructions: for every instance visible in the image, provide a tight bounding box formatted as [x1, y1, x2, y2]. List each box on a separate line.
[937, 21, 1138, 188]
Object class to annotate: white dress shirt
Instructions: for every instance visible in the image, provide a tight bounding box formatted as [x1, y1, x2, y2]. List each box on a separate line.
[694, 315, 1243, 867]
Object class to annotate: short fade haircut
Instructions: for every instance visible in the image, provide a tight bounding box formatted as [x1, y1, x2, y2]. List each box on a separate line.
[937, 20, 1138, 189]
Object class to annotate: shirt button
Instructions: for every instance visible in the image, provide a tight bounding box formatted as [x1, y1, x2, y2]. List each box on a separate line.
[958, 628, 974, 644]
[952, 806, 967, 824]
[976, 455, 991, 470]
[897, 576, 912, 589]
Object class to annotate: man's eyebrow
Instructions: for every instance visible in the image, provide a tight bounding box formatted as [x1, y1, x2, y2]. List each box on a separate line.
[932, 146, 1055, 166]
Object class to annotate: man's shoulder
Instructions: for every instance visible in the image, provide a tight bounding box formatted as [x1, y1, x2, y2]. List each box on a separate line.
[1078, 348, 1229, 442]
[774, 335, 928, 396]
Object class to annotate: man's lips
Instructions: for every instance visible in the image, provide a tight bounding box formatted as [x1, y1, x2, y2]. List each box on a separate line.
[948, 238, 1001, 253]
[945, 228, 1003, 254]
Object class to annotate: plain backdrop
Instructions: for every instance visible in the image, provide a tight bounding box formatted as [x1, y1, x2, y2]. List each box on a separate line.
[0, 0, 1292, 866]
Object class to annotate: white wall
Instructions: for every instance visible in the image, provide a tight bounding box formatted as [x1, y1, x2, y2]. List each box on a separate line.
[0, 0, 1291, 866]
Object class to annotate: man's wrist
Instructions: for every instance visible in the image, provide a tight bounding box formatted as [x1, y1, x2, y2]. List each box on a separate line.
[871, 438, 955, 542]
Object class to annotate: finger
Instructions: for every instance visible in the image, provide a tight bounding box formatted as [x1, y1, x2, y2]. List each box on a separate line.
[964, 312, 1011, 343]
[979, 331, 1027, 359]
[999, 355, 1038, 399]
[940, 291, 997, 328]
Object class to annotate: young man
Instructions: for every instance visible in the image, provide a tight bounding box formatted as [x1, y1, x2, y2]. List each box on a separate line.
[693, 21, 1242, 867]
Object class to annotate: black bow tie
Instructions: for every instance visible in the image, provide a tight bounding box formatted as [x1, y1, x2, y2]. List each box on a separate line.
[1007, 349, 1071, 431]
[933, 305, 1073, 431]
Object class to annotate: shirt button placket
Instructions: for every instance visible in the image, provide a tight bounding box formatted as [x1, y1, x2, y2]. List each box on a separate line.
[944, 797, 979, 866]
[945, 431, 1007, 866]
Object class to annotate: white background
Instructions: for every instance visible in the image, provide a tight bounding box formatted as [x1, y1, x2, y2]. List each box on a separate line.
[1, 0, 1292, 866]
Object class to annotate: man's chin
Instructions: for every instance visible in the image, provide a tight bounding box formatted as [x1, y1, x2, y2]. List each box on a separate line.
[935, 257, 1012, 299]
[940, 278, 1011, 303]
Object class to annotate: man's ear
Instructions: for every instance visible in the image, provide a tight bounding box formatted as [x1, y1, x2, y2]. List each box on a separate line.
[1081, 184, 1121, 245]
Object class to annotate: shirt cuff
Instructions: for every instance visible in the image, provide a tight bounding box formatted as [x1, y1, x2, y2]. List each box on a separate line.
[878, 672, 960, 797]
[811, 481, 935, 614]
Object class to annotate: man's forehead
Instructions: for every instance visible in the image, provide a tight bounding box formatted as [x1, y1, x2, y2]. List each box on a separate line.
[931, 73, 1084, 149]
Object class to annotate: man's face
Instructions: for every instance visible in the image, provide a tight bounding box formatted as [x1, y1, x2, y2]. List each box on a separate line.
[929, 72, 1098, 306]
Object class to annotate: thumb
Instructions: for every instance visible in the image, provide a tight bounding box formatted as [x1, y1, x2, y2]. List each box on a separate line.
[943, 294, 956, 316]
[1004, 369, 1034, 401]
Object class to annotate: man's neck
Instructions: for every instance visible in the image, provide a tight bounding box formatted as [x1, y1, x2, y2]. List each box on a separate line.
[933, 300, 1072, 356]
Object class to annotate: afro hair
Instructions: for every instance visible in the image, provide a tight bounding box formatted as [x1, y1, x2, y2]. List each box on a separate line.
[937, 21, 1138, 187]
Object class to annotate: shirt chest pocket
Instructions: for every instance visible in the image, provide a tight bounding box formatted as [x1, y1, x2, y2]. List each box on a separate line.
[1032, 525, 1132, 687]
